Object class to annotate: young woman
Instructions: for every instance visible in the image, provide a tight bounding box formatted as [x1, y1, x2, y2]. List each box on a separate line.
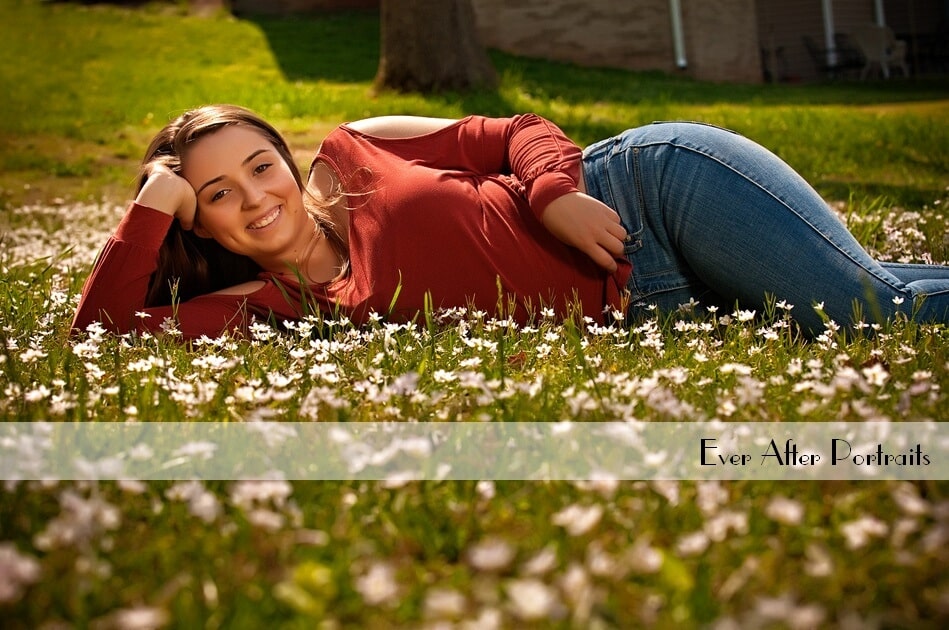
[71, 105, 949, 340]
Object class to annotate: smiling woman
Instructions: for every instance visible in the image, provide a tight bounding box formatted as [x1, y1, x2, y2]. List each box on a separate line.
[71, 104, 949, 340]
[72, 105, 351, 336]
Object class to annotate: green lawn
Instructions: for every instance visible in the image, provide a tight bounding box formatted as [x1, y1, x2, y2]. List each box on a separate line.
[1, 1, 948, 628]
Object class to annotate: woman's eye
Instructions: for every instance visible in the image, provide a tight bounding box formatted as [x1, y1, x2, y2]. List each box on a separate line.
[254, 163, 272, 175]
[211, 189, 228, 202]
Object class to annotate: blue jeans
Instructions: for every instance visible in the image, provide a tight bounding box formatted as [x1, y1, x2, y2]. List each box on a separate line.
[581, 122, 949, 334]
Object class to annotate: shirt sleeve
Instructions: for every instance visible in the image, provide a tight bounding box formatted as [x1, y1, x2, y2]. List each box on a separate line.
[458, 114, 584, 220]
[70, 203, 256, 339]
[71, 203, 171, 335]
[336, 113, 584, 221]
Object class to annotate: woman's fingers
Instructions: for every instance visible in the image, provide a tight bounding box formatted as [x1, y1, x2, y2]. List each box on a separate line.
[542, 192, 628, 272]
[136, 165, 198, 230]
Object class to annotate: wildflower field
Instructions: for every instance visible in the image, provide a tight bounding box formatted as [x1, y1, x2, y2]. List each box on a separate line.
[2, 195, 947, 628]
[2, 1, 949, 628]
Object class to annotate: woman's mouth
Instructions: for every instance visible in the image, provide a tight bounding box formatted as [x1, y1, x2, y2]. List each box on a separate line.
[248, 206, 281, 230]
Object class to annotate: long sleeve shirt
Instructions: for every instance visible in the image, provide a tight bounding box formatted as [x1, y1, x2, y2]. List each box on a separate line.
[71, 114, 631, 339]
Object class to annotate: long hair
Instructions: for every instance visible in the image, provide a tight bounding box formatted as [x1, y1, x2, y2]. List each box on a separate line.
[140, 104, 346, 307]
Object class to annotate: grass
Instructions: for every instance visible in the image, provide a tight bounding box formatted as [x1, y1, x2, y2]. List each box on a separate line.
[1, 0, 948, 627]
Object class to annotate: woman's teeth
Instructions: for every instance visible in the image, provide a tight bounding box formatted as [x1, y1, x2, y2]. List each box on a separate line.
[249, 207, 280, 229]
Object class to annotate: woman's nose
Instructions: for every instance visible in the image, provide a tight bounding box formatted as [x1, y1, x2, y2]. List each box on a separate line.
[241, 182, 266, 209]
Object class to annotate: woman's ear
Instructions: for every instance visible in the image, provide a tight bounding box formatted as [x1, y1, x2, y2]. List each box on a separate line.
[192, 221, 213, 239]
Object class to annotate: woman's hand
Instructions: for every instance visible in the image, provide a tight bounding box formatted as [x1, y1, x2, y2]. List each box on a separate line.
[541, 192, 627, 272]
[135, 164, 199, 230]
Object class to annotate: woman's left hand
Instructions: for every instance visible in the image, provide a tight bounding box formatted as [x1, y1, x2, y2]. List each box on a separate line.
[541, 192, 627, 272]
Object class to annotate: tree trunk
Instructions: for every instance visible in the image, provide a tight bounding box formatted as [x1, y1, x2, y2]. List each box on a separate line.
[374, 0, 497, 93]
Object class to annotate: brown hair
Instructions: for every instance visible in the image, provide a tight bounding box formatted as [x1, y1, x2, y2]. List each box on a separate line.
[140, 104, 346, 307]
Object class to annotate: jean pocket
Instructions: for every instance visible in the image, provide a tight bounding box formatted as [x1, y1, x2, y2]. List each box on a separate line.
[605, 145, 646, 256]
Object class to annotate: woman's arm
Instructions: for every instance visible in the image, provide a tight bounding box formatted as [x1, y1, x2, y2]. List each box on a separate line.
[345, 116, 460, 138]
[70, 203, 268, 339]
[70, 203, 177, 334]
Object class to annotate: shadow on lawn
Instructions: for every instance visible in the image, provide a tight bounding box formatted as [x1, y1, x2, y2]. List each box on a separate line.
[242, 11, 380, 84]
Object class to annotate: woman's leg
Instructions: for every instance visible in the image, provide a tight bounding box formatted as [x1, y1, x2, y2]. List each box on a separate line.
[581, 122, 949, 334]
[880, 262, 949, 284]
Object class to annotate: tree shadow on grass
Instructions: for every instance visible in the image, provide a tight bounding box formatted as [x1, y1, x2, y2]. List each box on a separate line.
[241, 11, 380, 83]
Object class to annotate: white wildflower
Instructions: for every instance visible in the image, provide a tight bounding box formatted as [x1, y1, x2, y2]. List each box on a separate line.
[651, 480, 680, 506]
[676, 531, 710, 556]
[33, 490, 121, 551]
[735, 309, 756, 322]
[467, 537, 515, 572]
[100, 606, 170, 630]
[424, 587, 467, 619]
[23, 385, 51, 402]
[229, 480, 292, 510]
[165, 481, 221, 524]
[584, 541, 617, 577]
[717, 398, 737, 417]
[117, 480, 146, 495]
[890, 482, 930, 516]
[504, 578, 559, 621]
[245, 508, 285, 532]
[355, 561, 399, 606]
[559, 563, 594, 623]
[765, 496, 805, 526]
[753, 594, 826, 630]
[171, 441, 217, 461]
[521, 544, 558, 576]
[719, 363, 753, 376]
[551, 503, 603, 536]
[573, 473, 619, 499]
[704, 510, 748, 542]
[475, 480, 496, 500]
[624, 536, 663, 575]
[861, 363, 889, 387]
[696, 481, 729, 516]
[0, 543, 41, 603]
[804, 543, 834, 577]
[840, 515, 889, 550]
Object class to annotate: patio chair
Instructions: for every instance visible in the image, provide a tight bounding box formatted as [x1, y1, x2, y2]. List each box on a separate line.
[833, 32, 864, 77]
[849, 23, 909, 79]
[802, 35, 859, 79]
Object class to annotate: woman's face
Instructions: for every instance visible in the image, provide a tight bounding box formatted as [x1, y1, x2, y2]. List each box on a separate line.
[182, 125, 309, 268]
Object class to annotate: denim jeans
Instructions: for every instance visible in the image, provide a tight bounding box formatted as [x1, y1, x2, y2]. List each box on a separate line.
[581, 122, 949, 334]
